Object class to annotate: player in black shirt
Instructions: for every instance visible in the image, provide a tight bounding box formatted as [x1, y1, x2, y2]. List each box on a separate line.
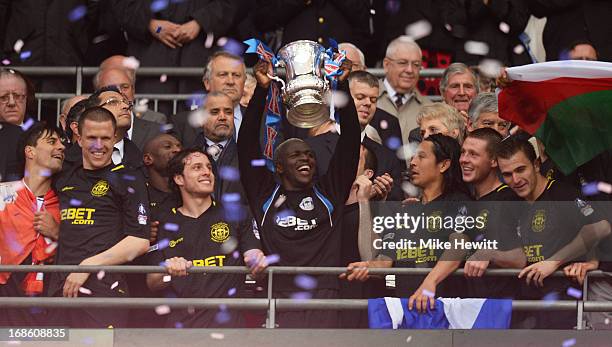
[497, 137, 611, 328]
[49, 107, 150, 328]
[238, 59, 359, 328]
[460, 128, 526, 298]
[147, 148, 265, 328]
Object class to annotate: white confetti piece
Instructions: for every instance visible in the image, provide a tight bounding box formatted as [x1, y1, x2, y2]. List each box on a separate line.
[396, 142, 418, 161]
[110, 281, 119, 290]
[205, 33, 215, 48]
[220, 237, 238, 254]
[13, 39, 24, 53]
[160, 74, 168, 83]
[562, 338, 576, 347]
[422, 289, 434, 298]
[250, 159, 266, 167]
[265, 254, 280, 265]
[405, 20, 432, 41]
[79, 287, 92, 295]
[406, 336, 413, 343]
[92, 34, 110, 44]
[379, 120, 388, 130]
[122, 56, 140, 70]
[210, 332, 224, 340]
[324, 90, 349, 108]
[478, 59, 503, 79]
[513, 44, 525, 55]
[162, 275, 171, 283]
[217, 37, 228, 46]
[97, 270, 105, 280]
[498, 22, 510, 34]
[188, 109, 207, 128]
[155, 305, 171, 315]
[1, 59, 10, 65]
[227, 287, 237, 296]
[274, 194, 286, 208]
[598, 182, 612, 194]
[401, 182, 419, 197]
[464, 41, 489, 56]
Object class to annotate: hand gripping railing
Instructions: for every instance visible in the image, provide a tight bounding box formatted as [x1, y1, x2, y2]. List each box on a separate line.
[0, 265, 610, 329]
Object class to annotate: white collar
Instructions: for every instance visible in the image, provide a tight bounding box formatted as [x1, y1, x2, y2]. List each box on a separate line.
[383, 78, 413, 102]
[114, 138, 125, 159]
[205, 138, 230, 148]
[333, 123, 367, 142]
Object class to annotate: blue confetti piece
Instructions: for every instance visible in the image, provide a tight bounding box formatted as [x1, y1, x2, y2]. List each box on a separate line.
[219, 166, 240, 181]
[156, 26, 162, 34]
[582, 182, 599, 196]
[68, 5, 87, 22]
[222, 193, 241, 203]
[127, 187, 135, 194]
[542, 291, 560, 307]
[474, 234, 484, 242]
[562, 338, 576, 347]
[232, 250, 239, 259]
[220, 38, 245, 56]
[150, 0, 169, 12]
[386, 136, 401, 150]
[157, 238, 170, 251]
[265, 254, 280, 265]
[566, 287, 582, 299]
[227, 287, 237, 296]
[275, 209, 294, 220]
[294, 274, 317, 290]
[21, 118, 34, 131]
[160, 123, 174, 132]
[290, 292, 312, 300]
[215, 310, 231, 324]
[163, 223, 179, 232]
[70, 198, 82, 206]
[250, 159, 266, 167]
[19, 51, 32, 61]
[39, 168, 52, 177]
[122, 174, 136, 181]
[174, 322, 184, 329]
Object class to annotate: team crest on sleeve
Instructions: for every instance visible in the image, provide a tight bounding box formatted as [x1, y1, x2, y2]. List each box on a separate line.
[211, 221, 230, 243]
[575, 198, 594, 216]
[91, 180, 109, 197]
[531, 209, 546, 232]
[299, 197, 314, 211]
[137, 203, 148, 225]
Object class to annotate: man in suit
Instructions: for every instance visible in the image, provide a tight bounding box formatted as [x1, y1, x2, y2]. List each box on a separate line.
[191, 92, 247, 205]
[93, 68, 163, 150]
[171, 51, 246, 147]
[96, 56, 168, 124]
[306, 71, 403, 201]
[373, 36, 431, 146]
[0, 122, 23, 182]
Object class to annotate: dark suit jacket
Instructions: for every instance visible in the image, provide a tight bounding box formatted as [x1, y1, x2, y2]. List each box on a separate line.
[131, 116, 162, 151]
[192, 134, 248, 205]
[0, 122, 23, 182]
[370, 108, 404, 151]
[306, 132, 405, 201]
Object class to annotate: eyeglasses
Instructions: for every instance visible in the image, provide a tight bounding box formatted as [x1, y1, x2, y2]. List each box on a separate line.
[0, 92, 26, 104]
[102, 97, 133, 109]
[386, 57, 422, 70]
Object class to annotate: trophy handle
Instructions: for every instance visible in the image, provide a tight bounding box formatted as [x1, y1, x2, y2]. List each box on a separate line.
[267, 73, 286, 91]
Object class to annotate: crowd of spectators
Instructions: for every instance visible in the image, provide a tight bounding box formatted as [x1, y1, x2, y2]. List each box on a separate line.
[1, 0, 612, 331]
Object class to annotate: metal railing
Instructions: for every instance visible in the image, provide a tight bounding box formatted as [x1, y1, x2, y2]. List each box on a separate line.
[0, 265, 609, 329]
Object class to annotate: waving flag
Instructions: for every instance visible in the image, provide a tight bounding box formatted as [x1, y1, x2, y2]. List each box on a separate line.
[368, 297, 512, 329]
[498, 60, 612, 174]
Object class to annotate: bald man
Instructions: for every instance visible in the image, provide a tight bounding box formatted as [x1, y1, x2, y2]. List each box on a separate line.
[59, 95, 88, 131]
[143, 133, 182, 218]
[339, 43, 366, 71]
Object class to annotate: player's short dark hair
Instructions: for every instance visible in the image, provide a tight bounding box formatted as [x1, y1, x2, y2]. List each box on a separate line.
[16, 121, 65, 171]
[348, 70, 379, 88]
[77, 106, 117, 134]
[496, 136, 537, 163]
[167, 148, 216, 193]
[424, 133, 467, 195]
[465, 127, 503, 159]
[273, 138, 310, 165]
[88, 85, 123, 106]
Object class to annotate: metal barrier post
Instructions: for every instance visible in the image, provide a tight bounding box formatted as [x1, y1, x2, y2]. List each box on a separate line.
[578, 273, 590, 330]
[266, 269, 275, 329]
[76, 66, 83, 95]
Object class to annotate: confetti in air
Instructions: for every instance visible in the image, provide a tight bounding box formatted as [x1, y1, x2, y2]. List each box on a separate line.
[562, 338, 576, 347]
[155, 305, 171, 315]
[324, 90, 349, 108]
[386, 136, 402, 150]
[21, 118, 34, 131]
[134, 99, 149, 114]
[566, 287, 582, 299]
[122, 56, 141, 70]
[219, 166, 240, 181]
[220, 237, 238, 254]
[379, 120, 388, 130]
[162, 275, 171, 283]
[222, 193, 241, 204]
[157, 238, 170, 251]
[68, 5, 87, 22]
[188, 110, 207, 128]
[290, 292, 312, 300]
[513, 44, 525, 55]
[79, 287, 92, 295]
[273, 195, 287, 208]
[406, 336, 413, 343]
[164, 223, 179, 232]
[396, 142, 418, 161]
[478, 59, 503, 79]
[498, 22, 510, 34]
[232, 251, 240, 259]
[70, 198, 82, 206]
[150, 0, 169, 12]
[1, 59, 10, 65]
[294, 274, 317, 290]
[160, 74, 167, 82]
[422, 289, 435, 298]
[227, 287, 237, 296]
[464, 41, 490, 56]
[13, 39, 24, 53]
[401, 182, 419, 198]
[250, 159, 266, 167]
[92, 35, 110, 44]
[160, 123, 174, 132]
[111, 281, 119, 290]
[174, 322, 184, 329]
[405, 20, 432, 41]
[127, 187, 136, 194]
[210, 332, 225, 340]
[265, 254, 280, 265]
[156, 26, 162, 34]
[97, 270, 105, 280]
[205, 33, 215, 48]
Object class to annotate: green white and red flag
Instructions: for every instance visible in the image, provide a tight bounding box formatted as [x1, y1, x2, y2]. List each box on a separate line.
[499, 60, 612, 175]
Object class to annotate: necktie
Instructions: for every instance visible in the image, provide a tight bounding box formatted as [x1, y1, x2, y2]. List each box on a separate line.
[112, 147, 121, 165]
[207, 143, 224, 161]
[395, 94, 404, 108]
